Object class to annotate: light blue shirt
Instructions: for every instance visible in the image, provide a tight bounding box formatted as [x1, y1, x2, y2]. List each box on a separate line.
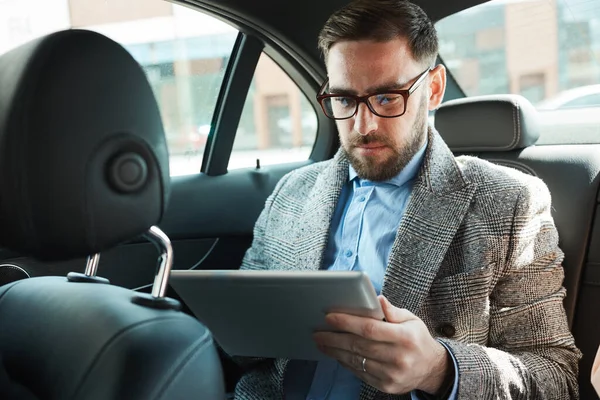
[290, 141, 458, 400]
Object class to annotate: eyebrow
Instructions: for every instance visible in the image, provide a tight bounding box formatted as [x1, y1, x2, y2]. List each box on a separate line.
[329, 79, 412, 96]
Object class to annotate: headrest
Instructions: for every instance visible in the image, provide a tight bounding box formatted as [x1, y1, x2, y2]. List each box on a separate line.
[0, 30, 170, 261]
[434, 94, 540, 152]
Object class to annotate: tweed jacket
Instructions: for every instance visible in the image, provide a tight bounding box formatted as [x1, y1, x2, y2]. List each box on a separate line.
[232, 129, 581, 400]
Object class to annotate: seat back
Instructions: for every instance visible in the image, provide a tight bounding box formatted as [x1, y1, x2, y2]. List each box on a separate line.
[0, 30, 225, 400]
[0, 278, 225, 400]
[436, 94, 600, 399]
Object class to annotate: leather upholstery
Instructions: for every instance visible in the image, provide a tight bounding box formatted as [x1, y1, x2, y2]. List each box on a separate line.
[0, 29, 225, 400]
[0, 29, 170, 261]
[435, 94, 540, 152]
[0, 278, 224, 400]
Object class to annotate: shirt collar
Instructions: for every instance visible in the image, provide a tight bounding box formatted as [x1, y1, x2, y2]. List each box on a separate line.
[348, 139, 428, 188]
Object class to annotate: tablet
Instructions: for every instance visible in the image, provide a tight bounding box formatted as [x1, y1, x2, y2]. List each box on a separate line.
[169, 270, 384, 361]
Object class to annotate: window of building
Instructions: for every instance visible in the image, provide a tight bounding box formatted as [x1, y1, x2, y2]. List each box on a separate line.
[519, 72, 547, 104]
[437, 0, 600, 106]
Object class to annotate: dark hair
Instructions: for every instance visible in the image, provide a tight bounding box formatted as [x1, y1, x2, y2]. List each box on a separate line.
[318, 0, 438, 66]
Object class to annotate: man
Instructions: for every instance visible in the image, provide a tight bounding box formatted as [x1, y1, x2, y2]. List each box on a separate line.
[233, 0, 581, 399]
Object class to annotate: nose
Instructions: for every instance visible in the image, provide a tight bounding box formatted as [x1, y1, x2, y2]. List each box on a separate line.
[353, 102, 378, 136]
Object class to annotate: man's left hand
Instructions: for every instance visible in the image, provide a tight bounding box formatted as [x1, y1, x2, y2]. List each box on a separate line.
[313, 295, 451, 395]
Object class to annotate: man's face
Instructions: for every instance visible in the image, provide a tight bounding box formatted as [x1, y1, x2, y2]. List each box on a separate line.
[326, 38, 442, 181]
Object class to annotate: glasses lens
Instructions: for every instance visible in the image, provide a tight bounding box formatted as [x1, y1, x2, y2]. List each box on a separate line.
[322, 96, 357, 119]
[367, 93, 406, 117]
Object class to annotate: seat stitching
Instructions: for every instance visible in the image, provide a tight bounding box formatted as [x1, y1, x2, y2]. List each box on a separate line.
[441, 99, 524, 151]
[0, 278, 36, 307]
[0, 280, 20, 305]
[151, 331, 216, 400]
[511, 101, 521, 149]
[69, 315, 185, 400]
[486, 158, 538, 176]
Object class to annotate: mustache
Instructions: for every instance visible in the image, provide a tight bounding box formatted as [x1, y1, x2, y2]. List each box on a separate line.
[349, 133, 391, 147]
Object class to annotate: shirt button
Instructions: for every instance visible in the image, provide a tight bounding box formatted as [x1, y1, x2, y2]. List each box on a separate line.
[358, 196, 366, 202]
[345, 250, 353, 258]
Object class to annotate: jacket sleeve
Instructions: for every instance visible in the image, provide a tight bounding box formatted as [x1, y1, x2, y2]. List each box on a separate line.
[439, 177, 582, 399]
[240, 171, 294, 271]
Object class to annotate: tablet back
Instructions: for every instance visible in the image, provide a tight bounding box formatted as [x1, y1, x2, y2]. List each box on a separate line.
[169, 270, 383, 360]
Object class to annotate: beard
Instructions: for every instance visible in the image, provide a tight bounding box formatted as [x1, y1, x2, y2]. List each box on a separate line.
[342, 93, 428, 182]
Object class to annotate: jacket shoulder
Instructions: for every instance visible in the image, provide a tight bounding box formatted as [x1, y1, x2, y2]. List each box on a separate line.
[275, 159, 334, 194]
[456, 155, 549, 197]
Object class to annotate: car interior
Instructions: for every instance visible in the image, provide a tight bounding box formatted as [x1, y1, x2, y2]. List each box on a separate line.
[0, 29, 225, 400]
[0, 0, 599, 398]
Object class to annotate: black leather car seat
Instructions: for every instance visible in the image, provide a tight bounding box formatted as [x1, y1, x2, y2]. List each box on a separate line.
[0, 29, 225, 400]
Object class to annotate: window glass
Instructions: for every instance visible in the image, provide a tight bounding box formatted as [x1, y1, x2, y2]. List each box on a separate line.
[436, 0, 600, 143]
[230, 53, 318, 170]
[0, 0, 238, 176]
[561, 93, 600, 108]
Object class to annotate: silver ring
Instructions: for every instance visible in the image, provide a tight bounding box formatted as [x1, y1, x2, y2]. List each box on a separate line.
[361, 357, 367, 373]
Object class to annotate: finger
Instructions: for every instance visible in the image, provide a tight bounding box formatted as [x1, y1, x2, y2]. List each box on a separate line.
[324, 313, 398, 341]
[378, 296, 416, 324]
[355, 356, 395, 380]
[313, 332, 361, 351]
[318, 345, 370, 373]
[334, 353, 398, 389]
[313, 332, 397, 363]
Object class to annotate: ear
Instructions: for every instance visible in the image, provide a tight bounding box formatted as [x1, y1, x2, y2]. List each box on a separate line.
[428, 64, 447, 111]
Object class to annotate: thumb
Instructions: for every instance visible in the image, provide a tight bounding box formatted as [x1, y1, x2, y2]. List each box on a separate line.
[378, 295, 415, 324]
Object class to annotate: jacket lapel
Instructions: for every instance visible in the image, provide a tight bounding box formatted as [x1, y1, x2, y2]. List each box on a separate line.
[295, 150, 348, 271]
[381, 128, 477, 315]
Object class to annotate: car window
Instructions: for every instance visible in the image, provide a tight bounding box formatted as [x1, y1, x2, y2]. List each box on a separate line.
[436, 0, 600, 143]
[230, 53, 318, 170]
[0, 0, 237, 176]
[74, 1, 239, 176]
[562, 93, 600, 109]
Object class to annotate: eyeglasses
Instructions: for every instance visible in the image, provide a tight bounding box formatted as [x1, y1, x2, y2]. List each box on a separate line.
[316, 68, 431, 120]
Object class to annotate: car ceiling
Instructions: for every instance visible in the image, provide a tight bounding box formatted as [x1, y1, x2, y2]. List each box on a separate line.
[175, 0, 489, 81]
